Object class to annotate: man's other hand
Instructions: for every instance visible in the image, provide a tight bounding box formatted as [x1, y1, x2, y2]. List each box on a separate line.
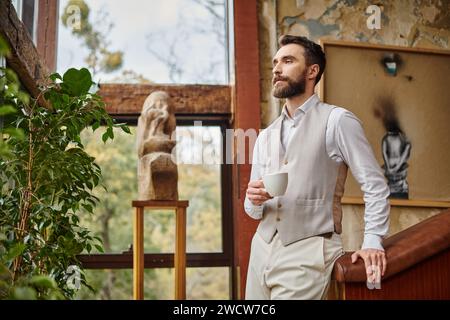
[246, 180, 273, 206]
[351, 248, 387, 285]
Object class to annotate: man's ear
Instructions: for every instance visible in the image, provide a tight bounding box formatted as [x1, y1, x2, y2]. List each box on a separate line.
[307, 64, 320, 81]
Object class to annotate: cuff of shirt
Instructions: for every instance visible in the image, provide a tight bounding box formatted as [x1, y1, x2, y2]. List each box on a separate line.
[361, 233, 385, 251]
[244, 199, 264, 220]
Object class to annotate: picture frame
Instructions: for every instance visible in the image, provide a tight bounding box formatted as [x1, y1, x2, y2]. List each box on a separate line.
[318, 40, 450, 208]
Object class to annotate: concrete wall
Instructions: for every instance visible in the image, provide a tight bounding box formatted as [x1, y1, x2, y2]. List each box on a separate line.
[257, 0, 450, 250]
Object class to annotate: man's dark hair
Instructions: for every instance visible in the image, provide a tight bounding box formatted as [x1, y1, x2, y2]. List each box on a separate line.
[278, 35, 326, 85]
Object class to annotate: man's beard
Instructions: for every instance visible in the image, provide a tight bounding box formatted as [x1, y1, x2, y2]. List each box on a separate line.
[272, 70, 306, 98]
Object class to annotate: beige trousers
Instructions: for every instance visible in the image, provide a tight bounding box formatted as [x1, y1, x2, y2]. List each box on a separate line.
[245, 231, 344, 300]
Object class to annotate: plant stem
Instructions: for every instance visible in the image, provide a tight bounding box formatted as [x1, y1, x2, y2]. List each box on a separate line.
[13, 114, 34, 281]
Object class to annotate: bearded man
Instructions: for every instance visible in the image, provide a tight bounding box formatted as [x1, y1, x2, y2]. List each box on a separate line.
[244, 35, 390, 300]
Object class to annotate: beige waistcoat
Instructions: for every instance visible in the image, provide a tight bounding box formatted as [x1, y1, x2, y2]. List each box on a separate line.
[256, 101, 348, 246]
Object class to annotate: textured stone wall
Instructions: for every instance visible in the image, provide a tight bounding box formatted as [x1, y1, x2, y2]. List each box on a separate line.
[257, 0, 450, 250]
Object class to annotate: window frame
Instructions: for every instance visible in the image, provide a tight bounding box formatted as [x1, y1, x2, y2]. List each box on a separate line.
[77, 115, 236, 298]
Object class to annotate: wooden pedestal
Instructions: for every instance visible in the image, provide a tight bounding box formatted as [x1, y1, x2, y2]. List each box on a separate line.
[131, 200, 189, 300]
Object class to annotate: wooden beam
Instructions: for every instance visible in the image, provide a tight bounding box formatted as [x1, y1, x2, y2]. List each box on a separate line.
[132, 206, 144, 300]
[99, 83, 231, 115]
[232, 0, 261, 300]
[0, 0, 49, 97]
[37, 0, 59, 71]
[175, 206, 187, 300]
[77, 252, 231, 269]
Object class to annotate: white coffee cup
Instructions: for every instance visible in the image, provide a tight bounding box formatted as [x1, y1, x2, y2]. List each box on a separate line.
[262, 172, 288, 197]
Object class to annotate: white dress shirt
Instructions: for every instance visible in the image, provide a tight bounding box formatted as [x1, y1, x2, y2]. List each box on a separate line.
[244, 94, 390, 250]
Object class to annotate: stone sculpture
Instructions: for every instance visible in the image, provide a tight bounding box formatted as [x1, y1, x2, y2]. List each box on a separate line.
[137, 91, 178, 200]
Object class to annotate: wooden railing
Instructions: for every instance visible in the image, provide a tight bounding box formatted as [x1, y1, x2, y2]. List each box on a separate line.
[330, 209, 450, 299]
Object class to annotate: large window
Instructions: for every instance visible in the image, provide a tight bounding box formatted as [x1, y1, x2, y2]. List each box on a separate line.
[11, 0, 38, 44]
[79, 124, 223, 254]
[57, 0, 229, 84]
[76, 120, 232, 299]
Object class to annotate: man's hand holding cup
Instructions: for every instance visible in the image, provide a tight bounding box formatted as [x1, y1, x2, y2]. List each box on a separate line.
[246, 180, 273, 206]
[246, 172, 288, 205]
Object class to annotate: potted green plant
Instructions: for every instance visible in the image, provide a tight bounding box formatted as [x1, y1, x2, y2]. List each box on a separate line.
[0, 36, 129, 299]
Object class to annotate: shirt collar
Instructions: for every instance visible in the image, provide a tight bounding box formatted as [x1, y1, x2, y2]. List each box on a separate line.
[281, 94, 319, 120]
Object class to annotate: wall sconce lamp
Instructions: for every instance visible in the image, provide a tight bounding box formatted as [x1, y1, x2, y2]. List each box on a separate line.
[381, 53, 402, 76]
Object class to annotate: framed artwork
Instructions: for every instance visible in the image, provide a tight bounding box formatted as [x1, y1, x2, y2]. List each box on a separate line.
[319, 40, 450, 207]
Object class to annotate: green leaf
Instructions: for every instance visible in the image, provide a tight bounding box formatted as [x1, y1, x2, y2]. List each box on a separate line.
[82, 204, 93, 213]
[17, 91, 30, 105]
[85, 180, 93, 190]
[92, 174, 99, 186]
[93, 236, 103, 243]
[92, 121, 100, 132]
[29, 275, 57, 289]
[101, 131, 109, 143]
[94, 244, 104, 253]
[5, 243, 26, 261]
[48, 168, 54, 180]
[5, 82, 19, 96]
[71, 215, 79, 224]
[62, 94, 70, 104]
[0, 35, 10, 56]
[106, 127, 114, 140]
[3, 128, 25, 139]
[49, 73, 62, 81]
[12, 287, 37, 300]
[61, 68, 93, 96]
[0, 76, 6, 89]
[5, 69, 18, 83]
[42, 220, 52, 228]
[0, 105, 16, 116]
[120, 125, 131, 134]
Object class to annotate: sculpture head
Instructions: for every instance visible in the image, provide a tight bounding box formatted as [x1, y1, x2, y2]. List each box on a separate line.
[142, 91, 172, 116]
